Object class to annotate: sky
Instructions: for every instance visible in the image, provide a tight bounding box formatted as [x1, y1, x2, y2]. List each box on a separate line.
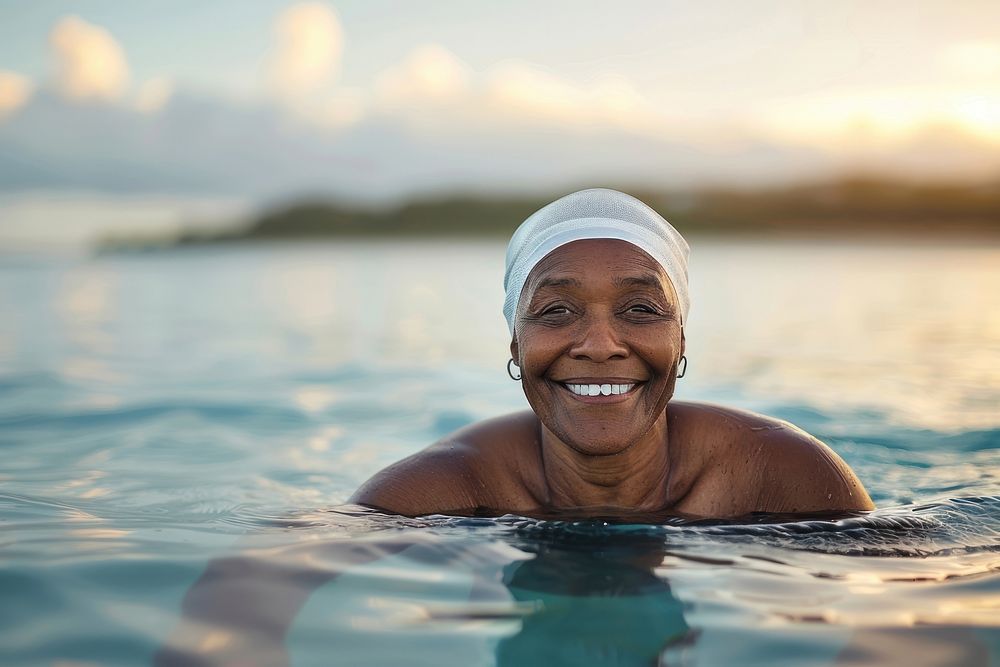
[1, 1, 998, 245]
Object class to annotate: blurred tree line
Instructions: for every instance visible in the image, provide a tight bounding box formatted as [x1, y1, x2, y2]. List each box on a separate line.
[100, 176, 1000, 251]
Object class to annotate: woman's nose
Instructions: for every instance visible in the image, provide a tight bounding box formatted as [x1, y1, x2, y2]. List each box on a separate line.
[568, 314, 629, 362]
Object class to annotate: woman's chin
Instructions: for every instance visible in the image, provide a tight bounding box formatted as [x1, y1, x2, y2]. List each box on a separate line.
[561, 434, 638, 457]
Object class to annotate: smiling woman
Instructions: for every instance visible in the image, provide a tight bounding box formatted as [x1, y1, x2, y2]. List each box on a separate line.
[351, 189, 874, 519]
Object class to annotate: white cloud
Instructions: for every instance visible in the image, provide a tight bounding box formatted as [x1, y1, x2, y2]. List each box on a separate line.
[483, 62, 660, 131]
[375, 44, 472, 106]
[751, 86, 1000, 149]
[370, 46, 670, 135]
[484, 61, 581, 120]
[0, 71, 33, 118]
[49, 16, 129, 101]
[134, 76, 173, 113]
[267, 2, 343, 100]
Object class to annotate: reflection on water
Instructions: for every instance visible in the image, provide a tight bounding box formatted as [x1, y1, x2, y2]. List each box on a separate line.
[151, 506, 999, 667]
[497, 534, 692, 666]
[154, 526, 692, 666]
[688, 239, 1000, 430]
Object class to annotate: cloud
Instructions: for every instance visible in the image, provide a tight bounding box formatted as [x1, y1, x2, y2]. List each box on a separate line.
[484, 61, 581, 119]
[134, 77, 173, 113]
[483, 62, 657, 131]
[267, 2, 343, 100]
[370, 46, 665, 137]
[0, 71, 33, 118]
[49, 16, 129, 101]
[3, 87, 998, 217]
[751, 86, 1000, 149]
[375, 44, 472, 106]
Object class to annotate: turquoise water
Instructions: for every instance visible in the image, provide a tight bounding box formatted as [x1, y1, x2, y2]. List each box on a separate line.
[1, 239, 998, 666]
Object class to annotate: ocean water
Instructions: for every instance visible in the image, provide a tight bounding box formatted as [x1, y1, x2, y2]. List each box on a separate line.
[1, 238, 998, 666]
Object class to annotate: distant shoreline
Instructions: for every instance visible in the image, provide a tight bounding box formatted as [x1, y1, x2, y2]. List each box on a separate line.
[96, 176, 1000, 252]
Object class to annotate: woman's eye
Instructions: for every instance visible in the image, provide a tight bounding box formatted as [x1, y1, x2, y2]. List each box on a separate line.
[627, 304, 656, 314]
[542, 306, 570, 316]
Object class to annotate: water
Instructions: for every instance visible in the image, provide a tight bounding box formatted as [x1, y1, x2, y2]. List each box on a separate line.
[1, 238, 998, 666]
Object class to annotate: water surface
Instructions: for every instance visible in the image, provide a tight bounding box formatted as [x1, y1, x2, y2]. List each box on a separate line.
[1, 239, 998, 665]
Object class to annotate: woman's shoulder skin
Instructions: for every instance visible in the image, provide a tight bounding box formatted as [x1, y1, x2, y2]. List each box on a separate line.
[665, 402, 874, 517]
[349, 402, 874, 518]
[349, 411, 545, 517]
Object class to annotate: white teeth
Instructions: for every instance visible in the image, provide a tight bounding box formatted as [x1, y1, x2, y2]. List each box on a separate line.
[564, 383, 636, 396]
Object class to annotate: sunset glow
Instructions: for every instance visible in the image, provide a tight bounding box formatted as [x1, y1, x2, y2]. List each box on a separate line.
[0, 1, 998, 238]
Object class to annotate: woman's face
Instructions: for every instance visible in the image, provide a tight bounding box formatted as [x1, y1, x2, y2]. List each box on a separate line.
[511, 239, 685, 456]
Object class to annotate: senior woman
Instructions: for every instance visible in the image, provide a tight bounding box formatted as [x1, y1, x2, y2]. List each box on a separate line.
[352, 188, 873, 519]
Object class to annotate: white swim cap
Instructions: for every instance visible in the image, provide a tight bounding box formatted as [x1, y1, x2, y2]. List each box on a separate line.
[503, 188, 689, 336]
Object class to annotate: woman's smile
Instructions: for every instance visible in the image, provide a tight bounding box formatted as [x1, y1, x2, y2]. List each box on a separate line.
[555, 378, 643, 401]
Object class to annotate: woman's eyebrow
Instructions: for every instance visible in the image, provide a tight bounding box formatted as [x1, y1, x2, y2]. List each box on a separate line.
[613, 274, 667, 293]
[534, 277, 583, 290]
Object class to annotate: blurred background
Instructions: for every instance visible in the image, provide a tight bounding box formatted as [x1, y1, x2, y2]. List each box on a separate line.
[1, 0, 998, 248]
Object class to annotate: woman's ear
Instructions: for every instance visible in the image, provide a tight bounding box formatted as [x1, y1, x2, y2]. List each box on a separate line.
[509, 334, 519, 363]
[680, 326, 686, 356]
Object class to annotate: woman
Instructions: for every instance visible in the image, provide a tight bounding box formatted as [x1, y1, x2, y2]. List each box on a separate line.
[352, 188, 874, 518]
[157, 189, 875, 665]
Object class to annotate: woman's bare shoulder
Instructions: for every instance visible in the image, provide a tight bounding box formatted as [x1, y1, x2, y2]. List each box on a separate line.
[437, 409, 535, 443]
[669, 401, 874, 515]
[349, 411, 540, 517]
[670, 400, 794, 432]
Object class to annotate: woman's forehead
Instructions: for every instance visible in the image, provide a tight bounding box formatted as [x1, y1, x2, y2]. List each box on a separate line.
[531, 238, 665, 276]
[524, 239, 677, 299]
